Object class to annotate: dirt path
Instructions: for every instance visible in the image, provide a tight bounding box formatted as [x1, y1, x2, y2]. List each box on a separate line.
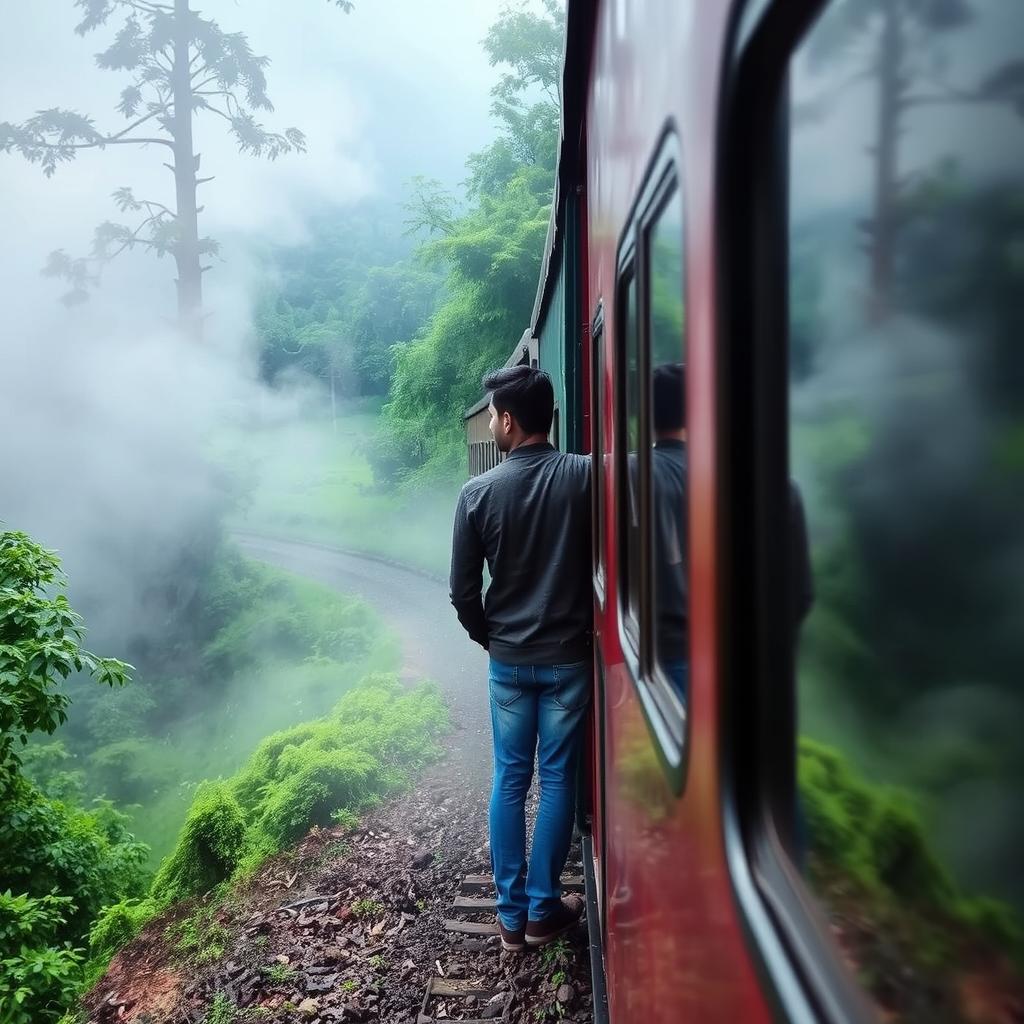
[232, 532, 492, 784]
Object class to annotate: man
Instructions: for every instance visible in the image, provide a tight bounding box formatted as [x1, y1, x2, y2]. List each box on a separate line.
[650, 362, 689, 699]
[449, 365, 591, 952]
[646, 362, 813, 695]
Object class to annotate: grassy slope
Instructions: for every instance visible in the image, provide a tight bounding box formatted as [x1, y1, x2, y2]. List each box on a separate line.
[86, 673, 449, 994]
[212, 400, 457, 577]
[91, 568, 400, 864]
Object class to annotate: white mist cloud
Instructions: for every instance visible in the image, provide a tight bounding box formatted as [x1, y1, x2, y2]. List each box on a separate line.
[0, 0, 508, 647]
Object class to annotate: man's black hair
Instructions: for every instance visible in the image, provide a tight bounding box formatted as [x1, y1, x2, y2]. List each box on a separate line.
[653, 362, 686, 433]
[482, 365, 554, 436]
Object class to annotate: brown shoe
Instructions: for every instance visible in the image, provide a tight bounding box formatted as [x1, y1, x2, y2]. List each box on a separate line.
[524, 895, 585, 947]
[496, 918, 526, 952]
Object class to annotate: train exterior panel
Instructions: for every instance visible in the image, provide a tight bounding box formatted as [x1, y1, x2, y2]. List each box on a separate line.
[583, 3, 772, 1022]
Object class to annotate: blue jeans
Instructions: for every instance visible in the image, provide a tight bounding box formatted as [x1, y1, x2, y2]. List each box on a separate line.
[488, 657, 591, 931]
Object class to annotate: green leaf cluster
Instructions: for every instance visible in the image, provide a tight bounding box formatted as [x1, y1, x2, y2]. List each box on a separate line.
[253, 204, 444, 398]
[381, 165, 553, 487]
[0, 893, 82, 1024]
[0, 530, 147, 1024]
[378, 1, 564, 486]
[0, 531, 130, 772]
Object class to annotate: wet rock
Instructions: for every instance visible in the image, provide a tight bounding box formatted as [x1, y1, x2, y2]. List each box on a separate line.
[410, 848, 433, 870]
[482, 993, 507, 1019]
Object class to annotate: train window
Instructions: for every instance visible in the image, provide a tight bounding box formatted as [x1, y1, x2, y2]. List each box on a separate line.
[646, 188, 687, 703]
[785, 1, 1024, 1017]
[619, 269, 642, 654]
[614, 152, 687, 767]
[592, 310, 606, 602]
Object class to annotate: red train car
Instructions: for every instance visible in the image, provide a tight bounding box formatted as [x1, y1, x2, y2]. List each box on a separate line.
[470, 1, 1024, 1020]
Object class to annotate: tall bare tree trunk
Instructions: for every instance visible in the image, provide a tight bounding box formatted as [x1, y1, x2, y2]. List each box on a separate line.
[869, 3, 905, 322]
[172, 0, 203, 341]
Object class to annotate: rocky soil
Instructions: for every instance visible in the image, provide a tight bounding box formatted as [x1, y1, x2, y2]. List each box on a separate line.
[84, 758, 594, 1024]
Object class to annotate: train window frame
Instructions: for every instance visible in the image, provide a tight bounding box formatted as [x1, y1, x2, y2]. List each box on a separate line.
[614, 258, 641, 662]
[717, 2, 883, 1022]
[613, 127, 689, 785]
[591, 301, 607, 609]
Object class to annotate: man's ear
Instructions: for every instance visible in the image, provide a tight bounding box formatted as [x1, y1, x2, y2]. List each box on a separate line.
[503, 411, 513, 435]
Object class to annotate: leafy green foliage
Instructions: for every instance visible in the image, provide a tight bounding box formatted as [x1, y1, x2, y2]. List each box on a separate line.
[800, 739, 953, 905]
[265, 962, 295, 984]
[252, 1, 565, 484]
[151, 784, 248, 907]
[379, 2, 563, 486]
[254, 204, 444, 397]
[170, 899, 233, 965]
[0, 893, 83, 1024]
[351, 898, 384, 919]
[0, 531, 146, 1023]
[145, 673, 446, 905]
[381, 171, 550, 486]
[204, 989, 237, 1024]
[0, 777, 149, 944]
[0, 531, 130, 772]
[87, 897, 158, 964]
[478, 0, 562, 182]
[232, 673, 446, 868]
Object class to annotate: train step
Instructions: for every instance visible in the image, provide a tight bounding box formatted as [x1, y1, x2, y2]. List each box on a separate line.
[443, 866, 585, 935]
[458, 872, 584, 893]
[417, 975, 509, 1023]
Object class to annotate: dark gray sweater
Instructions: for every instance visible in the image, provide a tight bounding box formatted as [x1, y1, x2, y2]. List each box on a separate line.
[449, 442, 592, 665]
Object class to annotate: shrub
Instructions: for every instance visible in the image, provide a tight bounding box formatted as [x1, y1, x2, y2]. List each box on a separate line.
[204, 990, 236, 1024]
[151, 783, 248, 906]
[170, 899, 232, 964]
[154, 674, 446, 900]
[799, 738, 952, 903]
[251, 746, 379, 852]
[0, 775, 149, 944]
[88, 898, 158, 962]
[0, 892, 83, 1024]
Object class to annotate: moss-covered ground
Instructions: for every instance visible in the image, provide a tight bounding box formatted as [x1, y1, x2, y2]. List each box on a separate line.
[86, 673, 448, 983]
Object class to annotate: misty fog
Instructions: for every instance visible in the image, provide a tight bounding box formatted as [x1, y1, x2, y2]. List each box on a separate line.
[0, 0, 518, 861]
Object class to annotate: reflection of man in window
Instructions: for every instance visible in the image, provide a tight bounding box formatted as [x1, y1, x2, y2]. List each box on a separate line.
[651, 363, 689, 699]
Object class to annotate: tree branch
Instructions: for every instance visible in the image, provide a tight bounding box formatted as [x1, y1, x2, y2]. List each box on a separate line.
[200, 104, 234, 126]
[125, 0, 173, 14]
[140, 198, 175, 218]
[107, 106, 170, 141]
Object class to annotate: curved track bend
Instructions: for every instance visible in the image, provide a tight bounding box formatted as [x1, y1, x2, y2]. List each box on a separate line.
[233, 531, 491, 789]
